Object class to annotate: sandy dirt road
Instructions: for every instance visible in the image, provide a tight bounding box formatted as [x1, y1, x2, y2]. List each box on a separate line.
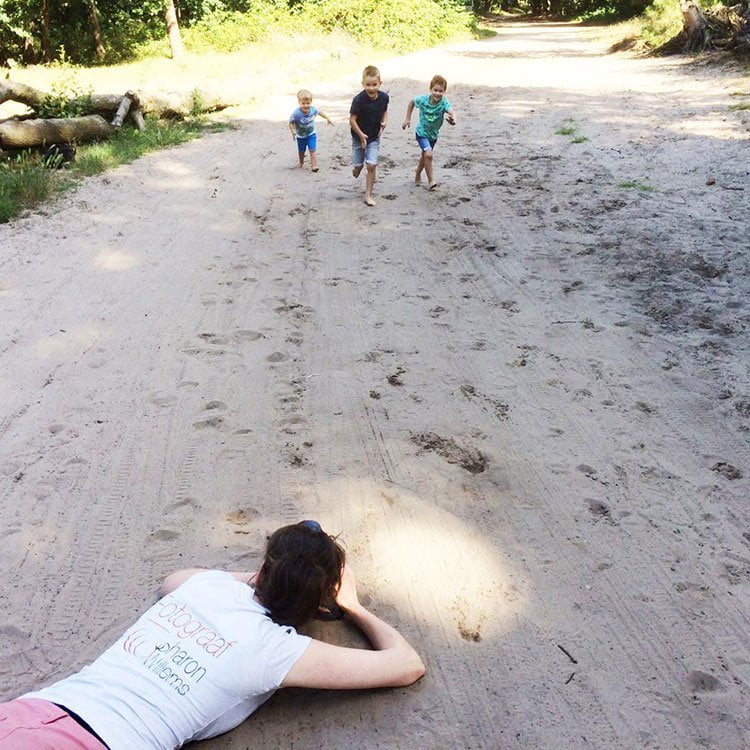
[1, 20, 749, 749]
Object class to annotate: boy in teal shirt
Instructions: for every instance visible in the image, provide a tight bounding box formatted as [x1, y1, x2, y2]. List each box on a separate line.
[402, 74, 456, 190]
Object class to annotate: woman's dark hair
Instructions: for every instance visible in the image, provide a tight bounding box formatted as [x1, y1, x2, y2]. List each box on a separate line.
[254, 522, 345, 627]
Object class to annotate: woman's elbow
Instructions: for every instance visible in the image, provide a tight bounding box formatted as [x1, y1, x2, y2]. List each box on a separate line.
[396, 653, 426, 687]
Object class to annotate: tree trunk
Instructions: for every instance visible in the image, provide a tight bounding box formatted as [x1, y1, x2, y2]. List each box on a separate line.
[0, 81, 233, 120]
[681, 0, 709, 51]
[86, 0, 107, 61]
[40, 0, 52, 63]
[0, 115, 110, 148]
[164, 0, 186, 59]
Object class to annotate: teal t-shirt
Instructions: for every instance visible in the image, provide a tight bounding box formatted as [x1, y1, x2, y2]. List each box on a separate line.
[414, 94, 451, 141]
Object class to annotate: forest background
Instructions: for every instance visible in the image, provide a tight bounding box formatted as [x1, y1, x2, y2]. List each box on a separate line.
[0, 0, 710, 67]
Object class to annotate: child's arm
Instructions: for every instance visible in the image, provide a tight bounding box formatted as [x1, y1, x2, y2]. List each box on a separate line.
[289, 120, 298, 140]
[317, 109, 333, 125]
[380, 108, 388, 138]
[402, 99, 415, 130]
[446, 107, 456, 126]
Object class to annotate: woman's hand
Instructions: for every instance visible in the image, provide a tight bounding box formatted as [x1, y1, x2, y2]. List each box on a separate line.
[335, 564, 361, 613]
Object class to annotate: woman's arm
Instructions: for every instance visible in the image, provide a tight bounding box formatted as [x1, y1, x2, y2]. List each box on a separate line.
[281, 565, 425, 689]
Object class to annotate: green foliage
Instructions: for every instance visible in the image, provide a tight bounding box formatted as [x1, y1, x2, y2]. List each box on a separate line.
[301, 0, 473, 52]
[38, 71, 93, 119]
[0, 152, 62, 223]
[618, 179, 654, 191]
[182, 3, 291, 52]
[0, 120, 205, 223]
[73, 120, 204, 176]
[640, 0, 683, 47]
[555, 118, 588, 143]
[0, 0, 474, 62]
[728, 101, 750, 111]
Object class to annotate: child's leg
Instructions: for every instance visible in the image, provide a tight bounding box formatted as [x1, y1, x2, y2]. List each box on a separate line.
[365, 164, 377, 206]
[297, 137, 306, 167]
[309, 134, 318, 171]
[415, 153, 425, 184]
[423, 149, 435, 188]
[363, 139, 380, 206]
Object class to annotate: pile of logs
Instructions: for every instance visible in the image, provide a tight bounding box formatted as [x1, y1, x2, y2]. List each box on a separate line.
[0, 81, 230, 149]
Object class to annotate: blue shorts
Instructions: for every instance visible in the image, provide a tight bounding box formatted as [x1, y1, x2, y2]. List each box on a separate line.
[297, 133, 317, 153]
[352, 135, 380, 166]
[416, 135, 437, 152]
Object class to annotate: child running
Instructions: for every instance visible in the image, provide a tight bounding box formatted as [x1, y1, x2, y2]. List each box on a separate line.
[289, 89, 333, 172]
[402, 75, 456, 190]
[349, 65, 389, 206]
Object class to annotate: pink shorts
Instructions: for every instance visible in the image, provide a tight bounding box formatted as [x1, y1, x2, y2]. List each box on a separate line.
[0, 699, 107, 750]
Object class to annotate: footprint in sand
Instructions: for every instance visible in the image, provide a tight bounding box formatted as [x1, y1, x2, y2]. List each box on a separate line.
[145, 391, 177, 407]
[226, 508, 258, 533]
[266, 352, 290, 363]
[687, 671, 722, 693]
[147, 529, 181, 543]
[586, 498, 613, 522]
[193, 401, 228, 430]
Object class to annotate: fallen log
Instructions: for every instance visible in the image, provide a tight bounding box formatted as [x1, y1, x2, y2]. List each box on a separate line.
[0, 80, 232, 120]
[111, 90, 138, 128]
[130, 108, 146, 132]
[0, 114, 110, 148]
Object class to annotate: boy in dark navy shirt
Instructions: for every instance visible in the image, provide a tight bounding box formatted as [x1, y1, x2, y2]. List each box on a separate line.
[349, 65, 389, 206]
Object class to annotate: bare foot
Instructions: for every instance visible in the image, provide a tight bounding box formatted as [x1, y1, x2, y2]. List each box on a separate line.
[428, 182, 438, 191]
[364, 196, 377, 206]
[414, 177, 422, 186]
[312, 167, 319, 173]
[352, 165, 363, 178]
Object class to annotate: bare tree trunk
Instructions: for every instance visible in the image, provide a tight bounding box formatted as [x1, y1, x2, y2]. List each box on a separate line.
[40, 0, 52, 63]
[85, 0, 107, 61]
[164, 0, 186, 59]
[0, 115, 110, 148]
[681, 0, 709, 51]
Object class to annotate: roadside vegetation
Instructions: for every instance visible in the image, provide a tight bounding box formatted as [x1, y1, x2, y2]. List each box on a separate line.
[0, 119, 214, 222]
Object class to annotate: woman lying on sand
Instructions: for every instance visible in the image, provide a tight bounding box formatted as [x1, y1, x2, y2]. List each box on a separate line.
[0, 520, 425, 749]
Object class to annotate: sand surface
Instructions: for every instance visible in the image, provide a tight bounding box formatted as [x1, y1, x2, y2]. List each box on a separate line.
[1, 20, 749, 749]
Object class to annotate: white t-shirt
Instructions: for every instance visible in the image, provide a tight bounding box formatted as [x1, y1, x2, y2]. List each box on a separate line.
[25, 571, 311, 750]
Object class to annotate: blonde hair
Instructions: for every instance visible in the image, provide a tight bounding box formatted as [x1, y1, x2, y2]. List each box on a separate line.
[297, 89, 313, 101]
[430, 75, 447, 90]
[362, 65, 381, 81]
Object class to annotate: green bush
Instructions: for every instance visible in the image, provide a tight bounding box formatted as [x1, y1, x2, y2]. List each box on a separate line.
[38, 71, 93, 119]
[302, 0, 473, 51]
[0, 153, 62, 223]
[170, 0, 472, 55]
[183, 2, 291, 52]
[640, 0, 683, 47]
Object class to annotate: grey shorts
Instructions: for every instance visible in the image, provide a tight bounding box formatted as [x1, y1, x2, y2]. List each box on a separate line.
[352, 135, 380, 166]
